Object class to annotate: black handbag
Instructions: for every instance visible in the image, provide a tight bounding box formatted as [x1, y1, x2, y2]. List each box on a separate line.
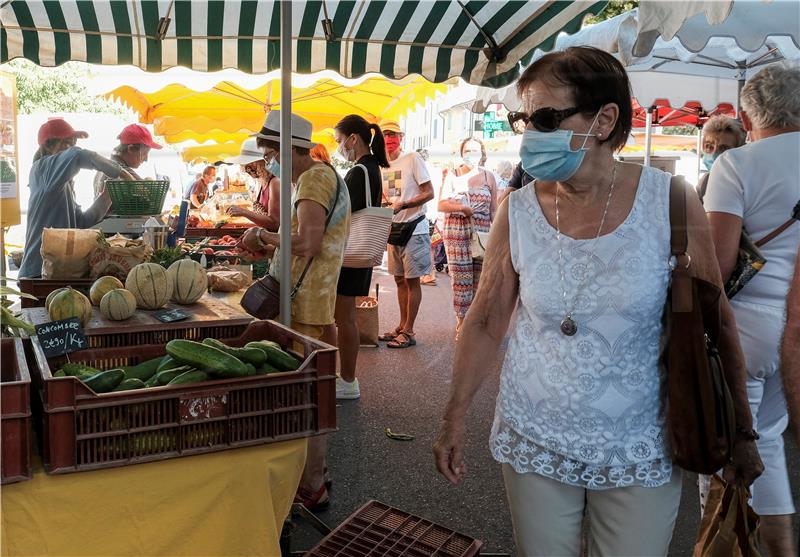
[240, 170, 341, 319]
[387, 214, 426, 246]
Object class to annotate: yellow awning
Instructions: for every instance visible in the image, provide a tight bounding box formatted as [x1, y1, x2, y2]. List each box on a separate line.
[180, 129, 337, 164]
[105, 75, 449, 148]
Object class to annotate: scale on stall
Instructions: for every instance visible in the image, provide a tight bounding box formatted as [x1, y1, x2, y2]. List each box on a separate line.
[93, 179, 171, 236]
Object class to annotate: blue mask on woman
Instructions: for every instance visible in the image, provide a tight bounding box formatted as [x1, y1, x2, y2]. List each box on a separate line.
[701, 152, 718, 171]
[266, 158, 280, 178]
[519, 111, 600, 182]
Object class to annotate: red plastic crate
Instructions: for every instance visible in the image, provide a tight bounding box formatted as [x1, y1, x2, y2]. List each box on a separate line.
[305, 501, 483, 557]
[28, 320, 337, 474]
[1, 337, 33, 484]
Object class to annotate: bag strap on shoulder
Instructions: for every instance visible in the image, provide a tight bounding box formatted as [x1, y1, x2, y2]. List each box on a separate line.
[669, 176, 693, 312]
[355, 164, 372, 208]
[290, 168, 341, 298]
[754, 199, 800, 247]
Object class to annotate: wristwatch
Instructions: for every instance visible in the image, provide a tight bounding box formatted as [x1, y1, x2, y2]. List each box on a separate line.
[735, 426, 760, 441]
[254, 228, 270, 251]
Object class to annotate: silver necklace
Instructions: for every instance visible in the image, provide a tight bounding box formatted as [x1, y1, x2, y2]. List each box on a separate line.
[554, 163, 618, 336]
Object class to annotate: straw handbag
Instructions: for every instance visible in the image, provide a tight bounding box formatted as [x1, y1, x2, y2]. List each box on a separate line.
[343, 165, 393, 268]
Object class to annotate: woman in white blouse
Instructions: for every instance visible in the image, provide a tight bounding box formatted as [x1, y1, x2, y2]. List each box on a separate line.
[705, 65, 800, 557]
[433, 46, 762, 556]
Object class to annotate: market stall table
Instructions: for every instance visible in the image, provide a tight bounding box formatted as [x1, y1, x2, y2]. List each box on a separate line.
[1, 439, 306, 557]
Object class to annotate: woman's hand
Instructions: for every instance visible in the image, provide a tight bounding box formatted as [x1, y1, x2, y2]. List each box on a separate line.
[227, 206, 250, 218]
[723, 438, 764, 487]
[433, 417, 467, 485]
[238, 227, 269, 257]
[461, 205, 474, 218]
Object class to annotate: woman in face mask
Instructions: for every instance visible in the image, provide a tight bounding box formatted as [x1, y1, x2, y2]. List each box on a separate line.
[331, 114, 391, 401]
[695, 115, 746, 204]
[437, 137, 498, 334]
[433, 46, 762, 555]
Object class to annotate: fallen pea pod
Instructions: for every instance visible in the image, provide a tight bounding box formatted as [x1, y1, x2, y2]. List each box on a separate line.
[385, 428, 415, 441]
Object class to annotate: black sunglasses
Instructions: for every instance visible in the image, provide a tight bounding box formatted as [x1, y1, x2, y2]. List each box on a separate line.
[508, 106, 593, 134]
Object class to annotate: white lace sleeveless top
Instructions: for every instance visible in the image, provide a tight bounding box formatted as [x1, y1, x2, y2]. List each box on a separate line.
[490, 166, 674, 489]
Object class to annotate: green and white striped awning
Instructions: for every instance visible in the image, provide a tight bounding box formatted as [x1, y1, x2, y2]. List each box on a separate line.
[1, 1, 607, 87]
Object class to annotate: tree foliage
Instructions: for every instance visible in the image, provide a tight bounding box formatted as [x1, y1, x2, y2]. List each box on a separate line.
[3, 59, 126, 115]
[584, 1, 639, 25]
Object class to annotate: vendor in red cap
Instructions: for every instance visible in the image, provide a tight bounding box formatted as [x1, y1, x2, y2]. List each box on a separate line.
[93, 124, 161, 198]
[18, 118, 134, 278]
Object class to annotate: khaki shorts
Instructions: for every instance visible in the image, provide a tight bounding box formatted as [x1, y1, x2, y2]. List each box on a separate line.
[387, 233, 432, 279]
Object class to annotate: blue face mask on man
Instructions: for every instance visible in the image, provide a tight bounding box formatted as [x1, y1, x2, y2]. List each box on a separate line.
[701, 152, 718, 171]
[519, 110, 601, 182]
[266, 158, 280, 178]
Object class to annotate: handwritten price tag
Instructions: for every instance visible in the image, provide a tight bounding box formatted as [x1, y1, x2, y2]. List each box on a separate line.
[35, 318, 88, 358]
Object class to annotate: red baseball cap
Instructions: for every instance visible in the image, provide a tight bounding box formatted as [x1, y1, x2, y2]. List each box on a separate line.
[37, 118, 88, 146]
[118, 124, 162, 149]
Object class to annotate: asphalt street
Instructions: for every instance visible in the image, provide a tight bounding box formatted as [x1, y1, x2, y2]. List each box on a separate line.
[292, 266, 799, 555]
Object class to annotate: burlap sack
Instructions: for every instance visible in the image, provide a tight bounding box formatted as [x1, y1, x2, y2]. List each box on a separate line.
[41, 228, 102, 279]
[88, 234, 153, 281]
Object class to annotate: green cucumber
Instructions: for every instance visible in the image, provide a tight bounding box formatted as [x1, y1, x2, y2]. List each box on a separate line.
[166, 339, 250, 378]
[246, 340, 302, 371]
[83, 368, 126, 393]
[167, 370, 209, 385]
[202, 338, 267, 365]
[124, 357, 164, 381]
[59, 362, 100, 379]
[112, 378, 147, 392]
[152, 366, 193, 386]
[157, 355, 180, 372]
[256, 362, 280, 375]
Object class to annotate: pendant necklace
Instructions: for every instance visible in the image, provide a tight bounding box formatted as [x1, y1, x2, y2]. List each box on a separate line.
[555, 163, 618, 336]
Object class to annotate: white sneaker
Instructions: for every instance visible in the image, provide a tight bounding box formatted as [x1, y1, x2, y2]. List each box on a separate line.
[336, 377, 361, 400]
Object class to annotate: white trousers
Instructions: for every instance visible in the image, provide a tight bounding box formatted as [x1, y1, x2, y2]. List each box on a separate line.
[502, 465, 682, 557]
[732, 299, 794, 515]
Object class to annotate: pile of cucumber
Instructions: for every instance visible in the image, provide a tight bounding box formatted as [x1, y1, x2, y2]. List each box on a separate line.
[52, 339, 302, 393]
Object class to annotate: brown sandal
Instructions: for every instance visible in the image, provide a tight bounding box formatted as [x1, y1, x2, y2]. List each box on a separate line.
[387, 332, 416, 349]
[379, 327, 402, 342]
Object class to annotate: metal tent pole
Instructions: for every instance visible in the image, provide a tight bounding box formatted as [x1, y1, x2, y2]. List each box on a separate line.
[696, 124, 703, 183]
[644, 107, 654, 167]
[279, 0, 292, 325]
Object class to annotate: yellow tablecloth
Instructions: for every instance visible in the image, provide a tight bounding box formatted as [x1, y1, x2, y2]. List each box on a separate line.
[1, 439, 307, 557]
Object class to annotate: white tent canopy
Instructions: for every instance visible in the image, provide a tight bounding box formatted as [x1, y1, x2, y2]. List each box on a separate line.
[473, 2, 800, 112]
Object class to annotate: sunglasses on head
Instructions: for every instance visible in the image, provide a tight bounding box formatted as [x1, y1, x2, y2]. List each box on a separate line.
[508, 106, 594, 134]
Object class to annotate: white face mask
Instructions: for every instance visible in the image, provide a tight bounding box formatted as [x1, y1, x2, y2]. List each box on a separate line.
[462, 150, 481, 168]
[335, 135, 356, 162]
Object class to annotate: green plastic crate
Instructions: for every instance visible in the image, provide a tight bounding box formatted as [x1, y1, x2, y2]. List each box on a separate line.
[105, 180, 169, 216]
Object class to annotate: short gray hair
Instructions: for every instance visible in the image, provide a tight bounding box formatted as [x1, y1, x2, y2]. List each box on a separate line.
[740, 65, 800, 129]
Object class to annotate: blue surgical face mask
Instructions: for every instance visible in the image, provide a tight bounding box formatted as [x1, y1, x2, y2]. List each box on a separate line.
[701, 152, 718, 171]
[266, 158, 280, 178]
[519, 110, 600, 182]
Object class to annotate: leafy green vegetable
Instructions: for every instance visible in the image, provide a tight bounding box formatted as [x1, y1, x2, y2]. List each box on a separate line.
[151, 247, 185, 269]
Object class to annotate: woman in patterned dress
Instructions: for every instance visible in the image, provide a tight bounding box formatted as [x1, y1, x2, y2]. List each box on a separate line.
[433, 47, 763, 556]
[227, 137, 280, 232]
[438, 138, 498, 334]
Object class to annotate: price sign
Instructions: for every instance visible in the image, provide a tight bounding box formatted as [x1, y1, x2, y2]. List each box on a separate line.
[35, 318, 87, 358]
[154, 308, 191, 323]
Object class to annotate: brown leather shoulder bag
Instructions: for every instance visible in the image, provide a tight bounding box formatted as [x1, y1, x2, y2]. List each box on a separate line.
[665, 177, 736, 473]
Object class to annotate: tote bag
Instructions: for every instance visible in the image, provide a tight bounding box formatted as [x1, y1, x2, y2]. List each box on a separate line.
[343, 165, 393, 268]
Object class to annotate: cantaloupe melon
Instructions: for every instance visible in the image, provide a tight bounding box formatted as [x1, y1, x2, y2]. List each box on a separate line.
[89, 276, 124, 306]
[125, 263, 173, 310]
[99, 289, 137, 321]
[48, 287, 93, 327]
[45, 287, 70, 312]
[168, 259, 208, 305]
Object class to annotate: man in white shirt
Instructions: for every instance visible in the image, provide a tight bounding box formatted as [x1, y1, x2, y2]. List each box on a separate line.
[378, 120, 434, 349]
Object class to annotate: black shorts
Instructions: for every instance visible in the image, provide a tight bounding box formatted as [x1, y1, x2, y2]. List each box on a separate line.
[337, 267, 373, 297]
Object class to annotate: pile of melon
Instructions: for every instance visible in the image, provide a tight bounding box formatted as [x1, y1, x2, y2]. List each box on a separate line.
[47, 260, 209, 324]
